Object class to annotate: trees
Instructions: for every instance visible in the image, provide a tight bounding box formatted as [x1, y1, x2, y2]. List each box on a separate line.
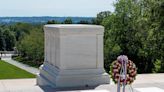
[47, 20, 61, 24]
[63, 18, 73, 24]
[0, 27, 16, 51]
[92, 11, 111, 25]
[0, 23, 44, 67]
[0, 28, 5, 51]
[144, 0, 164, 72]
[10, 23, 37, 41]
[3, 29, 16, 51]
[77, 20, 90, 24]
[101, 0, 164, 73]
[96, 11, 111, 25]
[17, 28, 44, 66]
[102, 0, 142, 72]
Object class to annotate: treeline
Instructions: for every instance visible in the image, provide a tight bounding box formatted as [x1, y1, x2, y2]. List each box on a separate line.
[46, 17, 102, 24]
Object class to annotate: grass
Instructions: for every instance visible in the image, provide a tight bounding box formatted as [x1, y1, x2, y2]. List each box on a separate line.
[0, 60, 35, 79]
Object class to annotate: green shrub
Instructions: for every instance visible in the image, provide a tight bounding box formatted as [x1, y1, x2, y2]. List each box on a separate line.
[153, 59, 164, 73]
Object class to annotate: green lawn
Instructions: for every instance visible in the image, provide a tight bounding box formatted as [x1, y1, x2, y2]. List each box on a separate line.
[0, 60, 35, 79]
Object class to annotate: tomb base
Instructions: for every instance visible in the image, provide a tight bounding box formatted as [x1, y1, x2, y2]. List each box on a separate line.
[37, 62, 110, 88]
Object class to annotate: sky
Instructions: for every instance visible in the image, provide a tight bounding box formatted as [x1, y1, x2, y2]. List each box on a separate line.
[0, 0, 116, 17]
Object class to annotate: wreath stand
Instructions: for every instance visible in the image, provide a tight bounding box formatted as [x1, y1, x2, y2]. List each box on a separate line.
[116, 55, 135, 92]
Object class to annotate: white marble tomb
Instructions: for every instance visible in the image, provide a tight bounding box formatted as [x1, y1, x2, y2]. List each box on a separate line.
[37, 24, 110, 88]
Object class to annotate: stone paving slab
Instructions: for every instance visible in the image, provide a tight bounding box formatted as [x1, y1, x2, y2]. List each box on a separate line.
[0, 82, 7, 92]
[133, 73, 164, 85]
[135, 87, 164, 92]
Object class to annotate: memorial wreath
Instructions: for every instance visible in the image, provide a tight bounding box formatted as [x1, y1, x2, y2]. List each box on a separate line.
[110, 56, 137, 85]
